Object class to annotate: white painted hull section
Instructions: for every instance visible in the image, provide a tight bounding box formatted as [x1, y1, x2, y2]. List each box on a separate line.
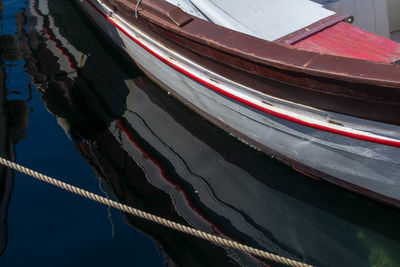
[78, 0, 400, 204]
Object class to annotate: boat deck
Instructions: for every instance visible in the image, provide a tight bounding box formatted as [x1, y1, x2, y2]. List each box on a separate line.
[293, 21, 400, 63]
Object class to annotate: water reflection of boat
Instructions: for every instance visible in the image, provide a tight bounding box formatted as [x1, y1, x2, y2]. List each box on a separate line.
[74, 0, 400, 208]
[0, 97, 27, 258]
[0, 42, 12, 259]
[0, 2, 17, 256]
[0, 20, 28, 260]
[20, 1, 400, 266]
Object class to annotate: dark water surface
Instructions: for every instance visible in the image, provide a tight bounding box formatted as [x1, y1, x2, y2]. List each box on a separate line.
[0, 0, 400, 266]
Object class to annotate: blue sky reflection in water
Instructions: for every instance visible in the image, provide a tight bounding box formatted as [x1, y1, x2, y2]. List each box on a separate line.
[0, 0, 400, 266]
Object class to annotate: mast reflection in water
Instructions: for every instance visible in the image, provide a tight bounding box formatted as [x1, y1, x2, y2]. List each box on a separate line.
[0, 0, 400, 266]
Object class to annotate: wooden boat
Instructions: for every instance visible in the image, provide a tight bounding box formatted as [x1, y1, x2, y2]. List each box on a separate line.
[20, 2, 400, 264]
[74, 0, 400, 207]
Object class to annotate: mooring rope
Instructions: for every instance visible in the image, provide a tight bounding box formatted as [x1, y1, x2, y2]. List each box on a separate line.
[0, 157, 313, 267]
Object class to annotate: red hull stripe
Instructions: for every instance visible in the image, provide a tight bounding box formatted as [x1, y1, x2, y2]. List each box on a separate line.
[86, 0, 400, 149]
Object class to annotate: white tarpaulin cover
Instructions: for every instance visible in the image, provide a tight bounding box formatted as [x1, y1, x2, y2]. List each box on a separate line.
[166, 0, 335, 41]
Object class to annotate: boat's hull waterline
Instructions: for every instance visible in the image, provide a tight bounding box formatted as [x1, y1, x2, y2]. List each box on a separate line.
[76, 0, 400, 207]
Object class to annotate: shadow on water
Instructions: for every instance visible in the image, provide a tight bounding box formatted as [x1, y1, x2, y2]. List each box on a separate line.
[1, 0, 400, 266]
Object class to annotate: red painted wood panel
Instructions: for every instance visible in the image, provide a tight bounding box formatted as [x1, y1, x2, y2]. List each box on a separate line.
[294, 22, 400, 63]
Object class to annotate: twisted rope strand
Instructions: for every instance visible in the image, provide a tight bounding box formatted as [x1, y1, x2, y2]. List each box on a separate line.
[0, 157, 313, 267]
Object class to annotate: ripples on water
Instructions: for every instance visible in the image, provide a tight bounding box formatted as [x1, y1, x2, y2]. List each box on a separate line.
[0, 0, 400, 266]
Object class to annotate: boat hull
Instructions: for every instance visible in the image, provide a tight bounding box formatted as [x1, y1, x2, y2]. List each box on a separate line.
[76, 0, 400, 207]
